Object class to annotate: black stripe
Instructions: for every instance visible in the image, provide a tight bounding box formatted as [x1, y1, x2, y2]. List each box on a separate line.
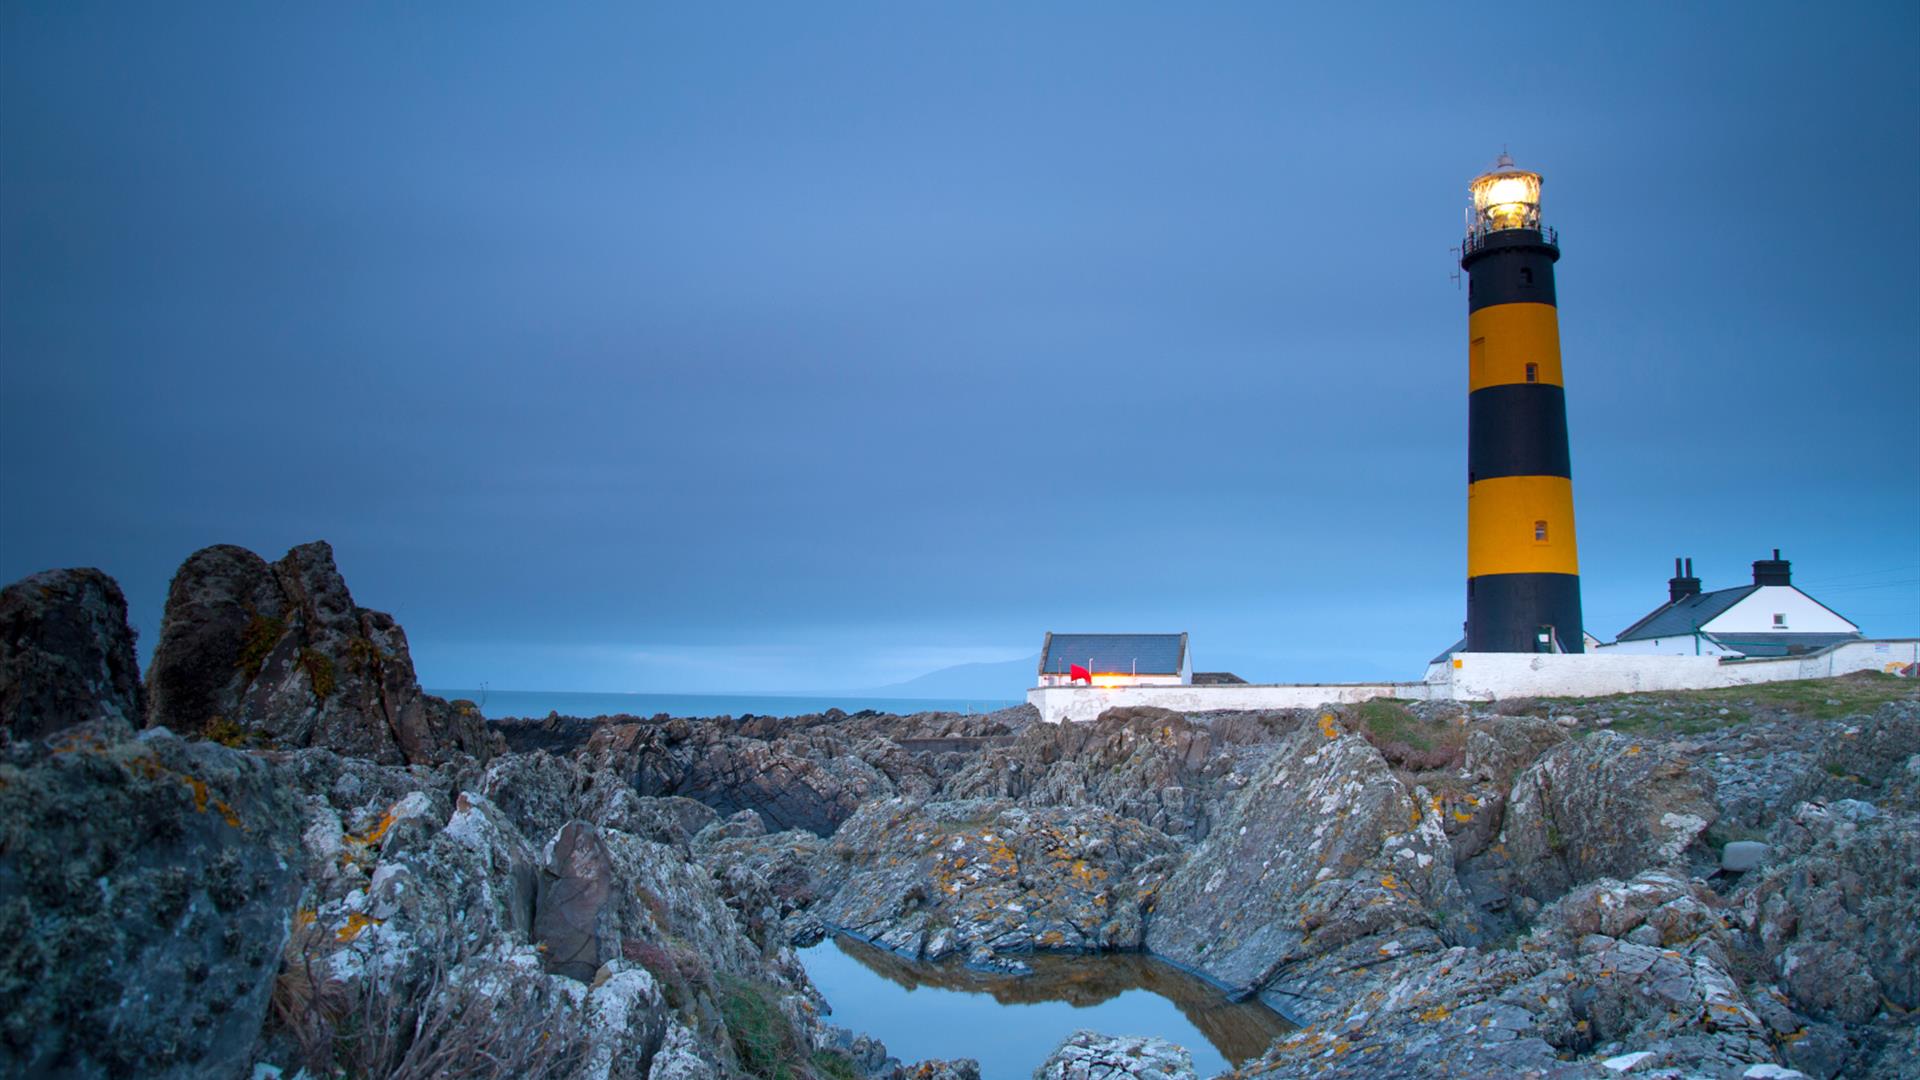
[1466, 572, 1584, 653]
[1469, 384, 1572, 482]
[1466, 244, 1558, 313]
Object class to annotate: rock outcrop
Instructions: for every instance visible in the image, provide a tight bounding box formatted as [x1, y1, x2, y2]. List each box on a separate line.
[819, 798, 1179, 961]
[0, 568, 144, 742]
[1033, 1030, 1197, 1079]
[1484, 729, 1718, 910]
[1144, 715, 1466, 1000]
[0, 722, 303, 1078]
[942, 706, 1260, 840]
[144, 541, 490, 765]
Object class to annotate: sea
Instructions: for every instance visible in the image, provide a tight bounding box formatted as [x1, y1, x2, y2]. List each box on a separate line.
[426, 688, 1021, 721]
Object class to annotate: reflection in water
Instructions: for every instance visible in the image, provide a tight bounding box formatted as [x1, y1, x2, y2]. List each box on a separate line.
[805, 934, 1293, 1076]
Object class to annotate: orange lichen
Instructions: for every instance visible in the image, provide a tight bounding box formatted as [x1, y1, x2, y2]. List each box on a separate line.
[336, 912, 382, 942]
[1380, 875, 1398, 890]
[294, 908, 317, 928]
[345, 810, 398, 850]
[1317, 714, 1341, 739]
[212, 799, 242, 829]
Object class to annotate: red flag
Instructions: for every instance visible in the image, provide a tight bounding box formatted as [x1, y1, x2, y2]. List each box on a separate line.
[1069, 663, 1092, 684]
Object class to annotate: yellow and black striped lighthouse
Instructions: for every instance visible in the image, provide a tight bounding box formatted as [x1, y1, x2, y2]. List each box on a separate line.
[1460, 154, 1583, 653]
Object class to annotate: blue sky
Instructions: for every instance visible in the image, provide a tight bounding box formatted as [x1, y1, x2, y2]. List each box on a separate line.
[3, 4, 1916, 692]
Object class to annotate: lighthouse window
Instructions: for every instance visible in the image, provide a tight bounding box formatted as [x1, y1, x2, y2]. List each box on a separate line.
[1525, 363, 1538, 383]
[1533, 520, 1549, 542]
[1773, 613, 1786, 627]
[1520, 267, 1534, 285]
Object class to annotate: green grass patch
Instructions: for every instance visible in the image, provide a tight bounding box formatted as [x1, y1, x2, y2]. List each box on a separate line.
[811, 1050, 861, 1080]
[1356, 699, 1431, 751]
[1564, 672, 1913, 737]
[717, 975, 802, 1080]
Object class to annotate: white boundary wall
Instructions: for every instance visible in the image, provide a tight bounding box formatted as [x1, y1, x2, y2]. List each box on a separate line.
[1024, 640, 1918, 722]
[1028, 681, 1434, 725]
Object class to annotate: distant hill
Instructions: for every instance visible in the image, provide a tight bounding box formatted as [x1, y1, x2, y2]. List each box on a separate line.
[864, 655, 1038, 701]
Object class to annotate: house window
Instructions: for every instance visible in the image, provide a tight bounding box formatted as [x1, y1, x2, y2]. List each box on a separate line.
[1773, 613, 1786, 627]
[1525, 363, 1538, 383]
[1533, 520, 1549, 542]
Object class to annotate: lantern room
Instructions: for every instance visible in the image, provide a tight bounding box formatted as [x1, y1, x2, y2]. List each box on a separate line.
[1468, 153, 1543, 236]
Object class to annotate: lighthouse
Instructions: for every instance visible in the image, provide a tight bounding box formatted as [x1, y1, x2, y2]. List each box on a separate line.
[1461, 154, 1583, 653]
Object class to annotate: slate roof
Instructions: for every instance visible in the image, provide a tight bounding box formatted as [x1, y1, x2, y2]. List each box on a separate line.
[1429, 637, 1466, 665]
[1617, 585, 1758, 641]
[1040, 633, 1187, 676]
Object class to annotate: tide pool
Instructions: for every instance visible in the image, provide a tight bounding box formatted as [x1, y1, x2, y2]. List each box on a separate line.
[799, 935, 1292, 1078]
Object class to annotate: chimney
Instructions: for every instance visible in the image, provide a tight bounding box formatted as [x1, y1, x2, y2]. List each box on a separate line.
[1668, 556, 1702, 602]
[1752, 548, 1792, 587]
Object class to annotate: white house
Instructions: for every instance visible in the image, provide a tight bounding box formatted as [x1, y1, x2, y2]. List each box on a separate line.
[1598, 552, 1861, 658]
[1035, 632, 1190, 687]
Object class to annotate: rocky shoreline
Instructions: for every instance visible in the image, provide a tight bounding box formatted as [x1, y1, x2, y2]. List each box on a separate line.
[3, 540, 1917, 1078]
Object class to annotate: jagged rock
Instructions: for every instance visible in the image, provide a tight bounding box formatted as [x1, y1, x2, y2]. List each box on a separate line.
[1144, 715, 1465, 998]
[145, 541, 490, 765]
[818, 798, 1178, 960]
[942, 707, 1238, 839]
[899, 1059, 983, 1080]
[1736, 798, 1920, 1025]
[0, 568, 144, 742]
[583, 720, 904, 835]
[0, 722, 302, 1078]
[539, 821, 621, 981]
[1492, 730, 1717, 906]
[1031, 1030, 1196, 1080]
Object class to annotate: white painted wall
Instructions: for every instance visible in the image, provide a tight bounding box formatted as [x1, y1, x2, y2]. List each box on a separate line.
[1703, 585, 1859, 634]
[1027, 681, 1434, 724]
[1023, 640, 1918, 721]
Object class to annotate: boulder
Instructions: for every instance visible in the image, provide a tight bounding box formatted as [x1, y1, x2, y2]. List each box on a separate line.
[1032, 1030, 1196, 1080]
[0, 722, 303, 1078]
[1493, 730, 1717, 906]
[818, 798, 1178, 960]
[0, 568, 144, 742]
[1144, 715, 1466, 997]
[145, 541, 489, 765]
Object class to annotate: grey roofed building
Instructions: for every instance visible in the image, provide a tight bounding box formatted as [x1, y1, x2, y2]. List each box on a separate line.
[1607, 553, 1862, 658]
[1039, 632, 1188, 678]
[1617, 585, 1758, 641]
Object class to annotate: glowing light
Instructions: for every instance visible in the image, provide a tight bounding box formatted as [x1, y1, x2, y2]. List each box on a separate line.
[1469, 162, 1543, 233]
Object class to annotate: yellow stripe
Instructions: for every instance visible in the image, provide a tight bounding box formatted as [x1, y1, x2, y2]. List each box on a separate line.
[1468, 302, 1563, 391]
[1468, 475, 1580, 576]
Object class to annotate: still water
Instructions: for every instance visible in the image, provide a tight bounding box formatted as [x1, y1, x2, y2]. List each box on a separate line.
[799, 935, 1292, 1079]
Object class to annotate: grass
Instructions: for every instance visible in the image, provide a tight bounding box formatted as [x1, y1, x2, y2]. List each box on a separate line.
[810, 1050, 861, 1080]
[717, 975, 802, 1080]
[1351, 699, 1468, 771]
[1558, 672, 1915, 737]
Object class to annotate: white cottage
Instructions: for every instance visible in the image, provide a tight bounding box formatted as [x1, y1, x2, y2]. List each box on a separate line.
[1035, 632, 1190, 687]
[1600, 552, 1861, 658]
